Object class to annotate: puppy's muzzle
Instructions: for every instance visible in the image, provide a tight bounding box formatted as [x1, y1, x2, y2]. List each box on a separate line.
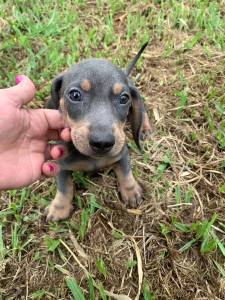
[89, 132, 115, 154]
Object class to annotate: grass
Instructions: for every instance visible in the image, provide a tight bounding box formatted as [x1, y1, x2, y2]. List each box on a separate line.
[0, 0, 225, 299]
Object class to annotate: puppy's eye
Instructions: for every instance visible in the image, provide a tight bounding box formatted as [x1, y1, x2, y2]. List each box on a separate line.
[119, 93, 130, 104]
[69, 89, 82, 102]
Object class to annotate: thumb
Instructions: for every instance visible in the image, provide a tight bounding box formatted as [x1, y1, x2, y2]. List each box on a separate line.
[5, 75, 36, 107]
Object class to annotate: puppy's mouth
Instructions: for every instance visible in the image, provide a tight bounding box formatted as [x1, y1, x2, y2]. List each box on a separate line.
[88, 139, 115, 157]
[89, 148, 116, 158]
[70, 124, 126, 159]
[71, 135, 124, 159]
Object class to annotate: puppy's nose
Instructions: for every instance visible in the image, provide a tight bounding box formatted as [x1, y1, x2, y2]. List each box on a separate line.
[89, 133, 115, 153]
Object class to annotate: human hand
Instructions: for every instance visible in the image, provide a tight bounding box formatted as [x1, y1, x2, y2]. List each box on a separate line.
[0, 75, 71, 190]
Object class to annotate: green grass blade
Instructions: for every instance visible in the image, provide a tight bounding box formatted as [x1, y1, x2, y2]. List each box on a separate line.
[143, 278, 155, 300]
[65, 276, 86, 300]
[44, 236, 60, 252]
[96, 258, 108, 279]
[200, 235, 217, 254]
[211, 231, 225, 257]
[179, 239, 196, 252]
[213, 260, 225, 277]
[98, 283, 108, 300]
[175, 185, 181, 204]
[87, 276, 95, 300]
[173, 222, 190, 233]
[174, 90, 187, 118]
[112, 229, 125, 239]
[11, 223, 19, 255]
[184, 188, 193, 203]
[78, 209, 89, 240]
[196, 213, 217, 240]
[88, 194, 103, 215]
[0, 224, 5, 260]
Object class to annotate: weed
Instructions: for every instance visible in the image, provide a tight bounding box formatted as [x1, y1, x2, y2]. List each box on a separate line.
[126, 259, 137, 269]
[142, 278, 155, 300]
[44, 236, 60, 252]
[78, 209, 89, 241]
[96, 258, 108, 279]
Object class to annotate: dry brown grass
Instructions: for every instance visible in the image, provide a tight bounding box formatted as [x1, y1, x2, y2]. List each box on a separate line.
[0, 1, 225, 299]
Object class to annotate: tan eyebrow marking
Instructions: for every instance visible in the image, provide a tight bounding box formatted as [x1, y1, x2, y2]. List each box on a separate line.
[113, 82, 123, 95]
[80, 79, 91, 91]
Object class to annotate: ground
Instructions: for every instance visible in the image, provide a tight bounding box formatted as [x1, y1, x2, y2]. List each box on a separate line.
[0, 1, 225, 299]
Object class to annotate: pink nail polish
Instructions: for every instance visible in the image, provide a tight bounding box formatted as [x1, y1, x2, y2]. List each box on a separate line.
[15, 75, 24, 85]
[48, 165, 54, 172]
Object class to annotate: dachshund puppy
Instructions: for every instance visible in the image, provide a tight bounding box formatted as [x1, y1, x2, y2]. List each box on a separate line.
[46, 43, 151, 221]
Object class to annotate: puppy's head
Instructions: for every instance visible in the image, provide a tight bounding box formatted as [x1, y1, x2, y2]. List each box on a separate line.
[50, 44, 147, 158]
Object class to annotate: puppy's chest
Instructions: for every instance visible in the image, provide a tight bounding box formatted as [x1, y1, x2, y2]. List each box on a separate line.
[59, 149, 121, 172]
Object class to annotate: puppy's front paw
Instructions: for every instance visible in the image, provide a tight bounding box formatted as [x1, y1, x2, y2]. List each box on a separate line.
[120, 182, 142, 208]
[45, 202, 73, 222]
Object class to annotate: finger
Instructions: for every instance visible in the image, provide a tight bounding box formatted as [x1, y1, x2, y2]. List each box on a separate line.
[42, 162, 60, 177]
[50, 144, 67, 159]
[45, 144, 67, 160]
[41, 109, 65, 130]
[5, 75, 36, 107]
[60, 127, 71, 141]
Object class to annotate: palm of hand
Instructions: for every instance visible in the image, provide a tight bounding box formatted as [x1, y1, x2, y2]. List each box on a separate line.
[0, 100, 52, 188]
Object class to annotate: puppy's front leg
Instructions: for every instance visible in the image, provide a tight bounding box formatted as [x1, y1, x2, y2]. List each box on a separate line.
[46, 170, 74, 221]
[113, 147, 142, 208]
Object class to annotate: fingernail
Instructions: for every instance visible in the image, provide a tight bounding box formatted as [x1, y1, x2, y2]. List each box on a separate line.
[59, 148, 64, 157]
[15, 75, 24, 85]
[48, 164, 54, 172]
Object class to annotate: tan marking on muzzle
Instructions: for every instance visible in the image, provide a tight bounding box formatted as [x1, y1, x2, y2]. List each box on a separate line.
[111, 122, 126, 156]
[80, 79, 91, 91]
[69, 120, 93, 156]
[59, 99, 92, 156]
[113, 82, 123, 95]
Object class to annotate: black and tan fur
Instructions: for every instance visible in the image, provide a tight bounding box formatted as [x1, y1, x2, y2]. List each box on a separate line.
[46, 43, 151, 221]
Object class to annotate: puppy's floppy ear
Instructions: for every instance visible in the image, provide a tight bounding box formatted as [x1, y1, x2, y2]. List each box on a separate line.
[46, 75, 63, 109]
[128, 85, 144, 150]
